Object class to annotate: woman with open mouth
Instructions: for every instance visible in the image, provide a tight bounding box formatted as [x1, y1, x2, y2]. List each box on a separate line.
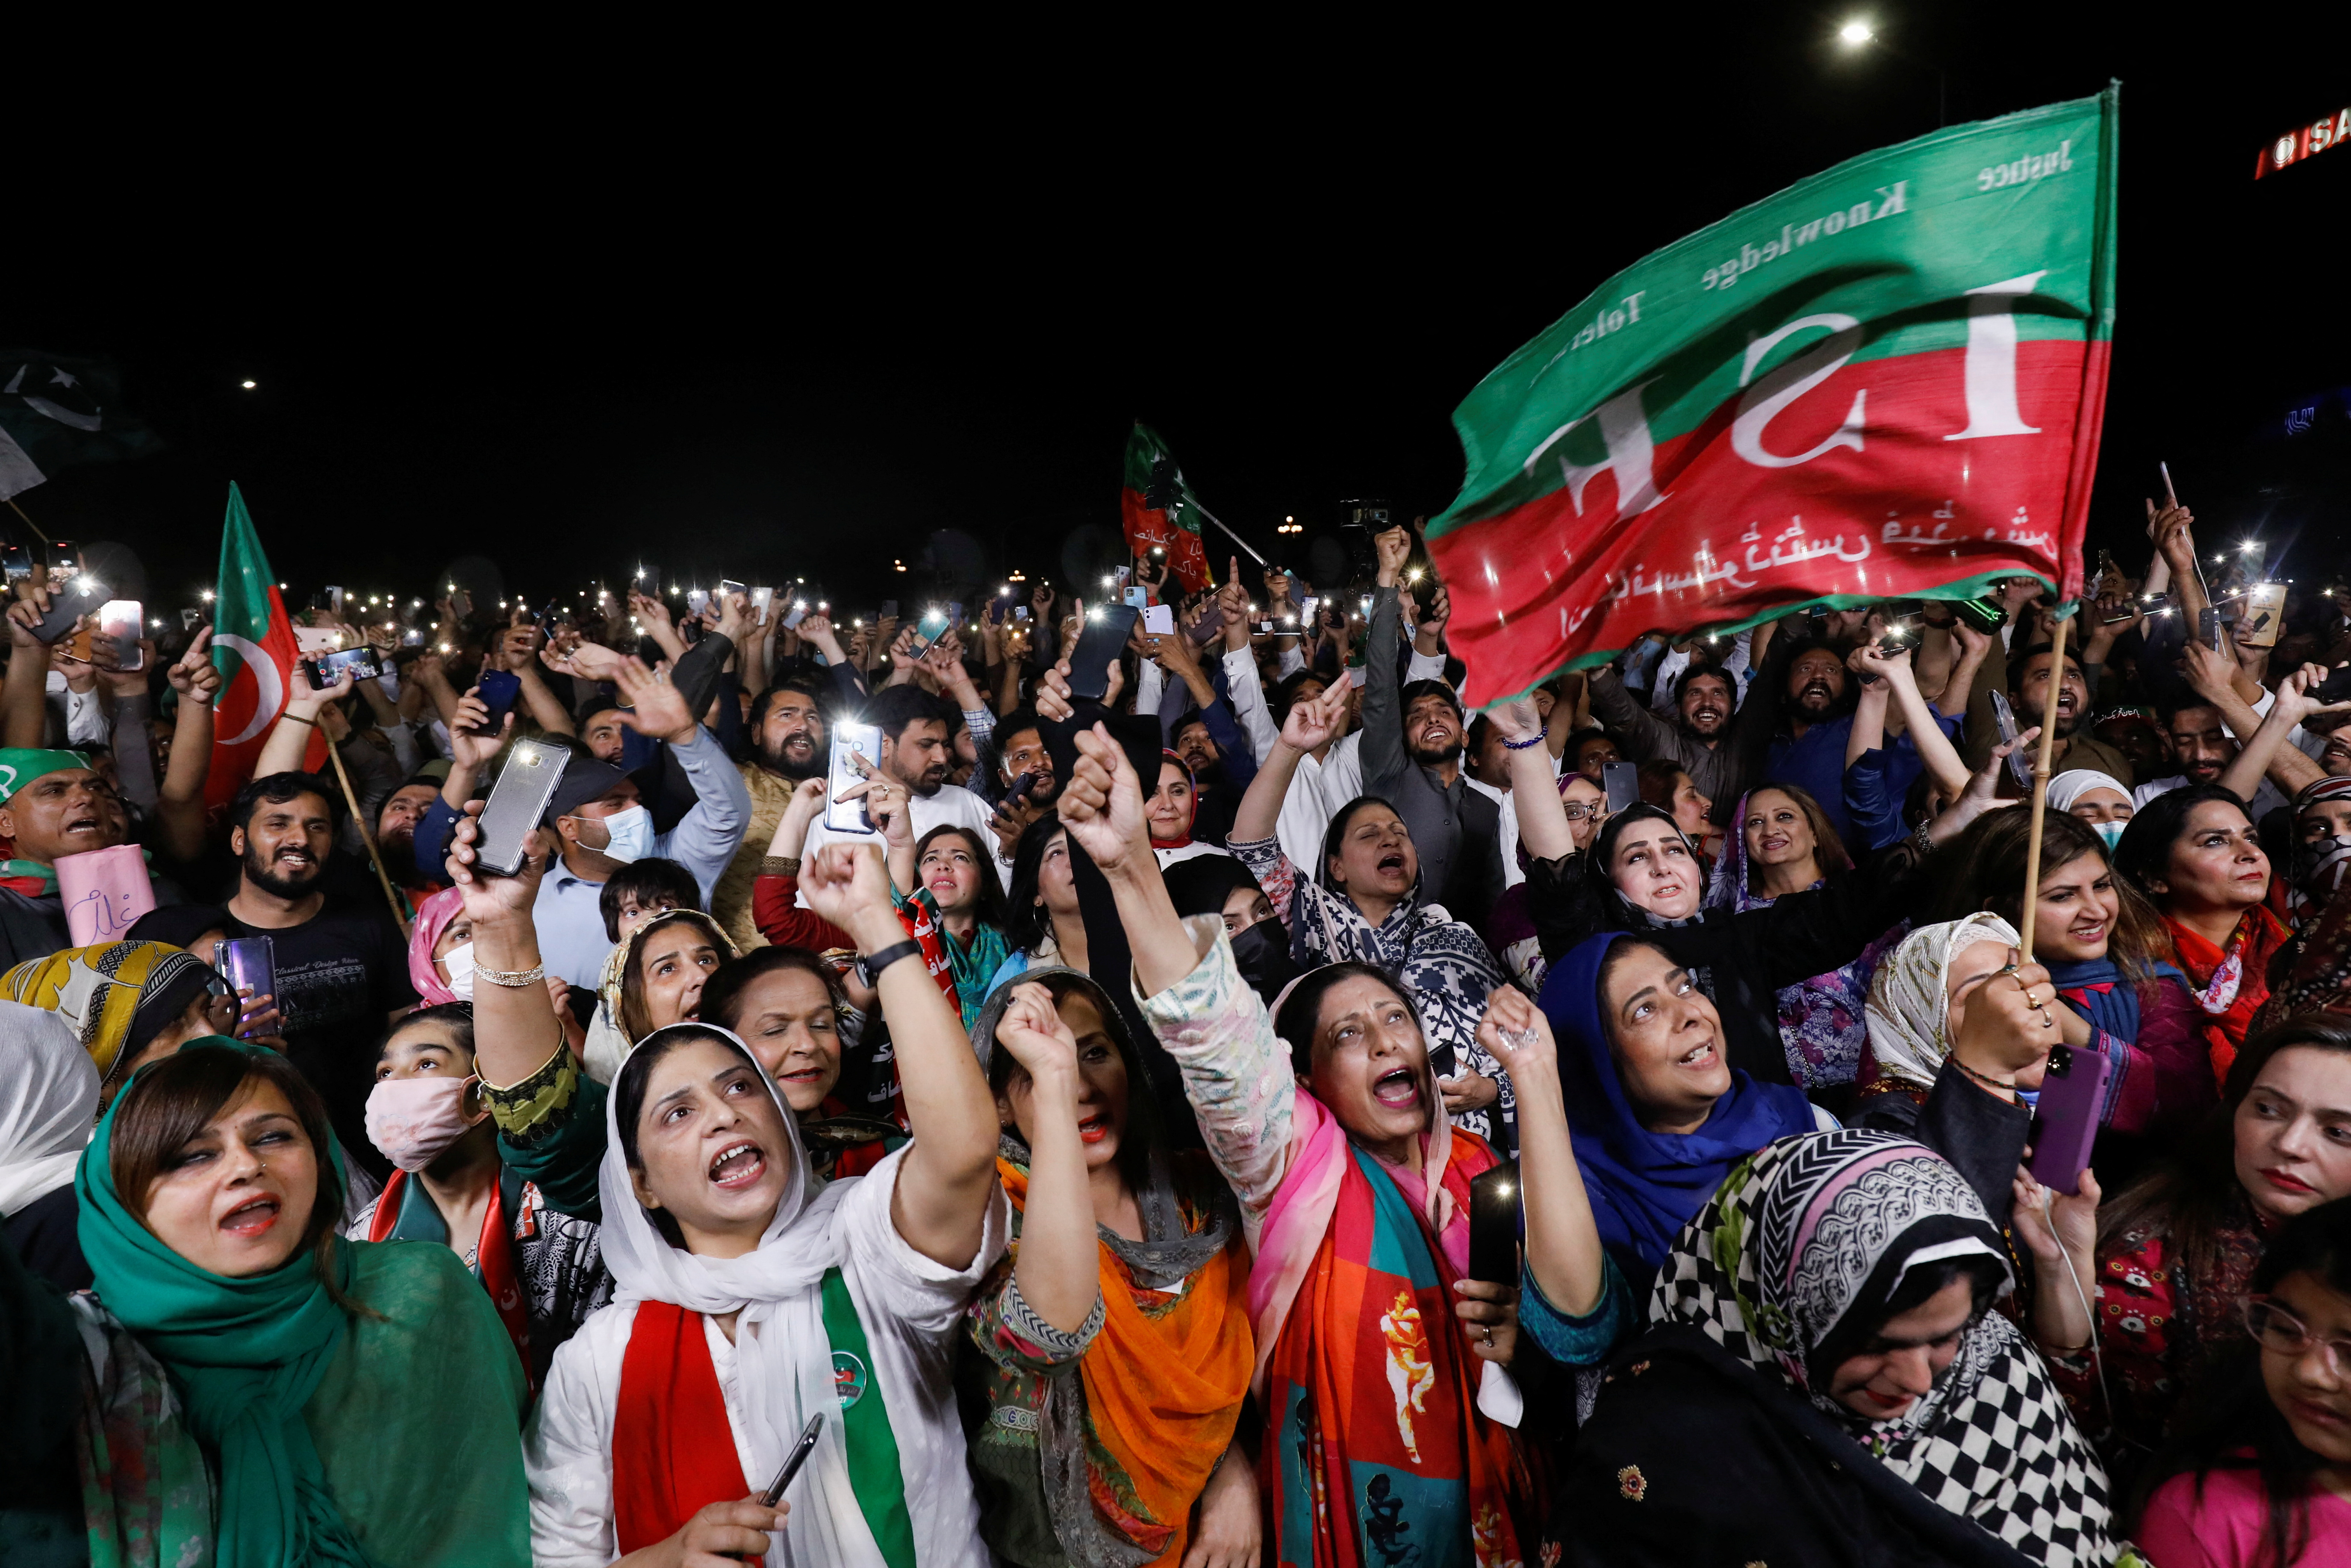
[1558, 1129, 2117, 1567]
[72, 1037, 536, 1565]
[700, 944, 904, 1182]
[1226, 681, 1517, 1151]
[1052, 720, 1603, 1568]
[439, 798, 1008, 1568]
[2012, 1016, 2351, 1494]
[2133, 1195, 2351, 1566]
[957, 967, 1256, 1568]
[579, 907, 737, 1084]
[893, 824, 1013, 1034]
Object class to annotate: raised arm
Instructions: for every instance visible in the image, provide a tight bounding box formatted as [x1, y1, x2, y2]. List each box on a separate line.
[800, 841, 998, 1268]
[1358, 527, 1412, 789]
[988, 983, 1103, 1334]
[1490, 697, 1574, 862]
[255, 662, 356, 778]
[154, 630, 222, 862]
[1, 588, 71, 749]
[1855, 643, 1971, 802]
[443, 805, 567, 1088]
[1477, 987, 1605, 1316]
[2218, 659, 2342, 803]
[1231, 683, 1347, 846]
[1845, 647, 1891, 769]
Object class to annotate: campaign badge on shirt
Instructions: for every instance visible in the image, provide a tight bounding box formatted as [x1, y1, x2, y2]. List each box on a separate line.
[832, 1350, 869, 1408]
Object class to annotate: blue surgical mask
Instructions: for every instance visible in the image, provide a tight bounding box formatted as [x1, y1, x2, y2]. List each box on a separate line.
[2092, 820, 2126, 850]
[593, 804, 655, 864]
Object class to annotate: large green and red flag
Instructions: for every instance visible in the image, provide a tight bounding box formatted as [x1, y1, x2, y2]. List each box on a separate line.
[205, 483, 321, 809]
[1426, 88, 2118, 706]
[1120, 422, 1213, 591]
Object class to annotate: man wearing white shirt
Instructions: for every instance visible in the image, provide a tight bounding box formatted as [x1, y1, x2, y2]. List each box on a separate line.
[801, 684, 1000, 888]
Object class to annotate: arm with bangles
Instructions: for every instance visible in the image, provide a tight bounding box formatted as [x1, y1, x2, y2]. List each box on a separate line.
[1488, 698, 1574, 862]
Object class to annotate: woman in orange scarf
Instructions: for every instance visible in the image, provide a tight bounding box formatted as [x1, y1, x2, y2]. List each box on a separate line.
[961, 967, 1257, 1568]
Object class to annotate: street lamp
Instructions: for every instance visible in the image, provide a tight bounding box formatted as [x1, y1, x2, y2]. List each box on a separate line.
[1839, 19, 1873, 43]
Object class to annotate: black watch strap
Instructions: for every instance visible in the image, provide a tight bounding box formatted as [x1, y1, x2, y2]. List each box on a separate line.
[855, 938, 924, 988]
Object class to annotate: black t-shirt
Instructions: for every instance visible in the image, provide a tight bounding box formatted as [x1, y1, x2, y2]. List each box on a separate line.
[218, 903, 419, 1180]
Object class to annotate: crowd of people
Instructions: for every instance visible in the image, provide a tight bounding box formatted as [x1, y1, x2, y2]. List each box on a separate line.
[7, 497, 2351, 1568]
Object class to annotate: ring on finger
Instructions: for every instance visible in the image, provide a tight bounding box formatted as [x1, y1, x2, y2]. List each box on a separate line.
[2038, 1007, 2054, 1029]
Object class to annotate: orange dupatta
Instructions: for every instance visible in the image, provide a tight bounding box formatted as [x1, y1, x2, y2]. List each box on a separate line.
[996, 1153, 1255, 1566]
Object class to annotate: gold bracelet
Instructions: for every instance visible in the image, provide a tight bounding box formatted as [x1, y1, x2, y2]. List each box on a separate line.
[476, 962, 547, 989]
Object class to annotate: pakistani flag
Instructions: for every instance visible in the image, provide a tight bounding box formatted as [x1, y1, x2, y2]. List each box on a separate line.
[0, 351, 162, 502]
[1120, 423, 1213, 591]
[206, 484, 318, 809]
[1426, 88, 2118, 705]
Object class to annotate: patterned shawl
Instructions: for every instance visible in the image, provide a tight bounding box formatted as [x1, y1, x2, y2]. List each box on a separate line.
[1650, 1128, 2116, 1568]
[1865, 914, 2024, 1094]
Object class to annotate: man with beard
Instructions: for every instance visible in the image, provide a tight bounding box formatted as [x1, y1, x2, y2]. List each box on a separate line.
[1170, 711, 1254, 846]
[980, 705, 1058, 864]
[799, 683, 997, 883]
[1362, 527, 1504, 936]
[2135, 639, 2314, 820]
[710, 680, 826, 951]
[1586, 652, 1759, 824]
[0, 749, 137, 965]
[2003, 643, 2138, 794]
[214, 772, 418, 1177]
[1755, 637, 1865, 845]
[374, 774, 446, 909]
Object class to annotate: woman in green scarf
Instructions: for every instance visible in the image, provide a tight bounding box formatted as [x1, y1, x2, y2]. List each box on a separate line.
[75, 1036, 532, 1568]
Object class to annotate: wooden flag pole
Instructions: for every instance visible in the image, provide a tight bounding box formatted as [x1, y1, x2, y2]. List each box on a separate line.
[2015, 610, 2071, 964]
[323, 733, 412, 940]
[6, 497, 52, 544]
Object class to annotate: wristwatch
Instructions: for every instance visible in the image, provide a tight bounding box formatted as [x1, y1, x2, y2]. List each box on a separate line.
[853, 939, 924, 990]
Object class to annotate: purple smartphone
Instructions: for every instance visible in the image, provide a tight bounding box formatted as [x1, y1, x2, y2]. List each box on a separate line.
[2028, 1044, 2111, 1197]
[215, 937, 277, 1039]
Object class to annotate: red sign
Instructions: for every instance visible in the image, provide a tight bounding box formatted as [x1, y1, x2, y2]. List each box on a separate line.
[2255, 108, 2350, 178]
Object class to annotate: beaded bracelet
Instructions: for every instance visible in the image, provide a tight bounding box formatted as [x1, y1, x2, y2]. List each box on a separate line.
[476, 962, 547, 990]
[1501, 734, 1547, 751]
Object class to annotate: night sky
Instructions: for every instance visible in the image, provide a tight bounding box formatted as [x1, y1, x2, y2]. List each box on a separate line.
[12, 18, 2345, 622]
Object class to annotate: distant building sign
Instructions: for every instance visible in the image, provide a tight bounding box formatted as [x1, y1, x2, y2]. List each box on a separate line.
[2256, 108, 2350, 178]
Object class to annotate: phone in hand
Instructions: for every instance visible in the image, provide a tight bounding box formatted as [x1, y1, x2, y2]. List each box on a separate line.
[216, 938, 277, 1037]
[474, 738, 570, 877]
[2198, 606, 2223, 652]
[1122, 585, 1149, 611]
[902, 609, 948, 662]
[0, 544, 28, 582]
[878, 599, 899, 621]
[29, 575, 104, 644]
[1954, 597, 2007, 633]
[1602, 759, 1640, 815]
[751, 586, 774, 624]
[1142, 604, 1176, 637]
[1066, 606, 1139, 701]
[718, 579, 746, 605]
[1003, 769, 1038, 807]
[303, 645, 383, 689]
[2028, 1044, 2112, 1197]
[687, 588, 710, 619]
[1012, 604, 1031, 624]
[1988, 689, 2035, 792]
[761, 1412, 826, 1506]
[2312, 665, 2351, 705]
[472, 670, 523, 736]
[97, 600, 144, 670]
[826, 721, 884, 835]
[45, 539, 80, 577]
[1467, 1162, 1520, 1284]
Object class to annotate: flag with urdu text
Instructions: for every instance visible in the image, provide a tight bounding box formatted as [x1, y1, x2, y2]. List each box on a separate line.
[1120, 423, 1214, 591]
[205, 483, 320, 809]
[1425, 87, 2118, 706]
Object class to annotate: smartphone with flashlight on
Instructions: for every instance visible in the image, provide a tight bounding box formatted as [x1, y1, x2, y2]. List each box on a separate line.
[1989, 689, 2035, 791]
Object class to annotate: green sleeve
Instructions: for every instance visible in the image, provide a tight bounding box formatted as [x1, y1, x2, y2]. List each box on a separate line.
[480, 1047, 609, 1221]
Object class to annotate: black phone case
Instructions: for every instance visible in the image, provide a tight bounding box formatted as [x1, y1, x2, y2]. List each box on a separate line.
[1067, 607, 1140, 700]
[1466, 1162, 1520, 1284]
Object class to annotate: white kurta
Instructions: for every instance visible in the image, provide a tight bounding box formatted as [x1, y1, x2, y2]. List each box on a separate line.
[524, 1145, 1009, 1568]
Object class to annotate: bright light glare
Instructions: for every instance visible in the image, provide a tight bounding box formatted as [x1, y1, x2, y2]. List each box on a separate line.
[1839, 19, 1872, 43]
[240, 379, 257, 389]
[2242, 542, 2261, 553]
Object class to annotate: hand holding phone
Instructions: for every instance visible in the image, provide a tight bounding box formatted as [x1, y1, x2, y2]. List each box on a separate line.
[1602, 759, 1640, 816]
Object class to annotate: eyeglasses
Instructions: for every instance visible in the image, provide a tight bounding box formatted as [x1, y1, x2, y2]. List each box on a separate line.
[2243, 1297, 2351, 1373]
[1560, 802, 1601, 821]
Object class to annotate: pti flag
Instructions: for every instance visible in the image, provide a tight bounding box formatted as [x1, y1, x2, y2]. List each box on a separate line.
[205, 484, 321, 809]
[1120, 423, 1214, 591]
[0, 351, 162, 502]
[1426, 87, 2118, 706]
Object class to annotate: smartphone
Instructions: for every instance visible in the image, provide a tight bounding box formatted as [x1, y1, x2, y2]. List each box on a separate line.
[2160, 460, 2178, 508]
[826, 722, 884, 835]
[1954, 597, 2007, 632]
[450, 588, 474, 621]
[216, 938, 277, 1036]
[1988, 689, 2036, 791]
[718, 579, 746, 604]
[1142, 604, 1176, 637]
[402, 627, 424, 647]
[97, 600, 144, 670]
[1467, 1162, 1520, 1284]
[473, 670, 523, 736]
[303, 645, 383, 688]
[760, 1412, 826, 1506]
[1187, 603, 1226, 645]
[2197, 605, 2223, 652]
[902, 610, 948, 662]
[686, 588, 710, 618]
[0, 544, 28, 581]
[1114, 566, 1133, 591]
[1602, 759, 1640, 815]
[1347, 664, 1367, 688]
[1066, 606, 1140, 701]
[1122, 585, 1149, 611]
[1300, 595, 1320, 622]
[1252, 619, 1274, 636]
[947, 601, 966, 628]
[45, 539, 80, 576]
[474, 738, 571, 877]
[29, 575, 103, 644]
[2027, 1044, 2112, 1197]
[1004, 769, 1038, 807]
[750, 585, 774, 624]
[1012, 604, 1031, 624]
[1874, 615, 1919, 657]
[781, 600, 808, 630]
[323, 585, 345, 614]
[879, 599, 899, 621]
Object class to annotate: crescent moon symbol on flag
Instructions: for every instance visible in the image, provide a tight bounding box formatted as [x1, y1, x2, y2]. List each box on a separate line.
[214, 633, 284, 746]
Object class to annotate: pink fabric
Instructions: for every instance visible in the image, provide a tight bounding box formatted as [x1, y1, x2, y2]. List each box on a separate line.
[1245, 1066, 1463, 1398]
[2138, 1464, 2351, 1568]
[407, 885, 465, 1006]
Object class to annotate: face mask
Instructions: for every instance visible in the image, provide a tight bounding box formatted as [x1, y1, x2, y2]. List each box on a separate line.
[440, 940, 477, 1001]
[1230, 918, 1300, 1004]
[2092, 820, 2126, 850]
[364, 1074, 487, 1172]
[591, 804, 654, 865]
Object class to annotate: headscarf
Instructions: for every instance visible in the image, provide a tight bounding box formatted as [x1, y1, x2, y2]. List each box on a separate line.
[2046, 769, 2132, 816]
[2257, 778, 2351, 1027]
[1582, 803, 1706, 933]
[1538, 932, 1815, 1274]
[74, 1037, 377, 1568]
[968, 971, 1247, 1568]
[1651, 1128, 2115, 1566]
[1149, 750, 1197, 850]
[0, 1000, 97, 1217]
[406, 885, 468, 1006]
[598, 1022, 886, 1568]
[581, 909, 739, 1085]
[2290, 776, 2351, 901]
[3, 940, 218, 1099]
[1863, 913, 2022, 1094]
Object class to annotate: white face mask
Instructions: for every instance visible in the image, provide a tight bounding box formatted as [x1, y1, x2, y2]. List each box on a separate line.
[589, 804, 654, 865]
[2092, 820, 2127, 850]
[440, 940, 477, 1001]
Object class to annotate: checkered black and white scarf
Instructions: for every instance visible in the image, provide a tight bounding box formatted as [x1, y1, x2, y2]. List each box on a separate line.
[1649, 1128, 2117, 1568]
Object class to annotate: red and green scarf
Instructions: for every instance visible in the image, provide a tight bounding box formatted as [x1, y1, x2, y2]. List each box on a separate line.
[1266, 1143, 1532, 1568]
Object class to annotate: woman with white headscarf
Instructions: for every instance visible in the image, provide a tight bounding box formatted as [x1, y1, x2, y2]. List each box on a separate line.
[0, 998, 100, 1290]
[2046, 770, 2135, 849]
